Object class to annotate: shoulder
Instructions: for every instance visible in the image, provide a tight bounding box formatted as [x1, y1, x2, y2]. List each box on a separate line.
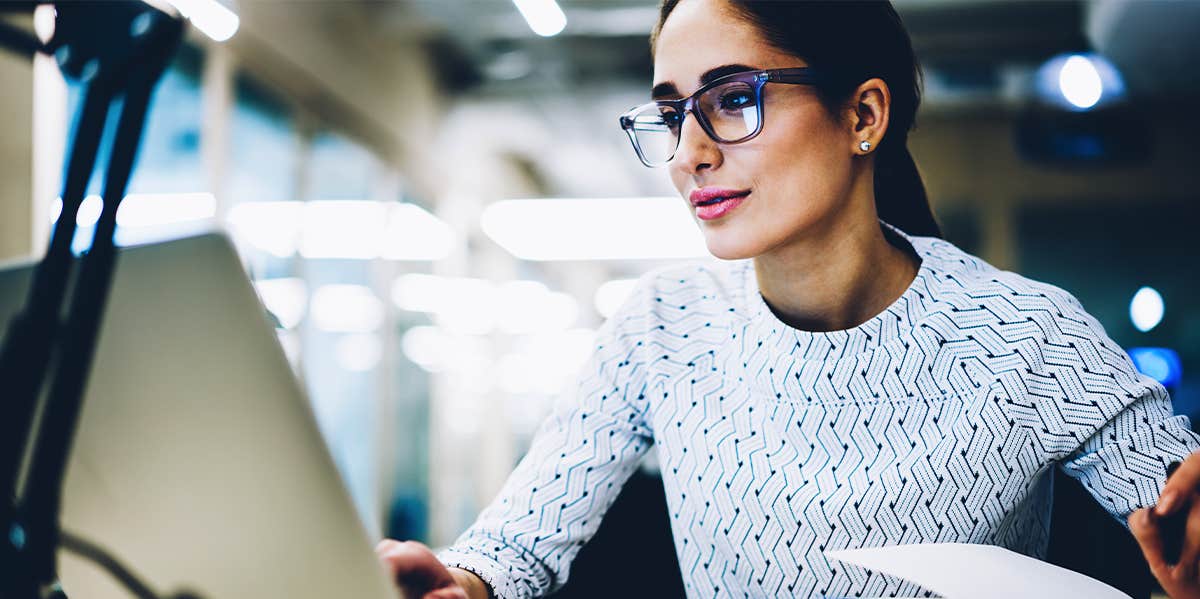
[594, 260, 747, 352]
[589, 261, 746, 373]
[622, 258, 750, 318]
[912, 235, 1149, 401]
[909, 234, 1092, 323]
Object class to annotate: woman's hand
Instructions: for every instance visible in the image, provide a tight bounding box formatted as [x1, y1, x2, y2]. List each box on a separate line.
[375, 539, 470, 599]
[1130, 449, 1200, 599]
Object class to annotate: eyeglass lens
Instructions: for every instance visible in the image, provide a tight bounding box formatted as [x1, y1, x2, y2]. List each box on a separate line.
[628, 80, 761, 165]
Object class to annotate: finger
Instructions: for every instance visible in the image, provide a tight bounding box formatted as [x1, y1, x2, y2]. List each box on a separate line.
[1172, 497, 1200, 580]
[377, 540, 421, 568]
[379, 542, 455, 590]
[378, 543, 426, 576]
[1159, 452, 1200, 516]
[424, 587, 469, 599]
[378, 541, 424, 571]
[1131, 507, 1171, 581]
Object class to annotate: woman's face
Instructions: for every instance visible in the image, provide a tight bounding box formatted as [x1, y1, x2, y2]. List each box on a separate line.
[652, 0, 862, 260]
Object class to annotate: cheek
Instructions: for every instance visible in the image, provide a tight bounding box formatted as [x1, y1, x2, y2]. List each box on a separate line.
[751, 113, 849, 199]
[669, 169, 689, 195]
[756, 108, 843, 169]
[738, 144, 838, 208]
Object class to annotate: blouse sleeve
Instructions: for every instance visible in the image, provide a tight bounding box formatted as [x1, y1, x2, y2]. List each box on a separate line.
[436, 273, 660, 598]
[1059, 374, 1200, 525]
[1048, 290, 1200, 525]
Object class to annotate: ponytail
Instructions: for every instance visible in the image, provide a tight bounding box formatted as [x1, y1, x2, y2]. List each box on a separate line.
[875, 138, 941, 238]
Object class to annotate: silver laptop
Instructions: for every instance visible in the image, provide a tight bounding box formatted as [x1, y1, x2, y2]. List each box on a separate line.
[0, 232, 400, 599]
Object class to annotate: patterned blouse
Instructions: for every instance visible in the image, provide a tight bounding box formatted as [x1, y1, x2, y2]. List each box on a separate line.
[438, 219, 1199, 598]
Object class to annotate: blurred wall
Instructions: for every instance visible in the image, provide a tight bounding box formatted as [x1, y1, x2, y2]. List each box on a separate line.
[0, 48, 32, 262]
[224, 3, 443, 199]
[912, 97, 1200, 272]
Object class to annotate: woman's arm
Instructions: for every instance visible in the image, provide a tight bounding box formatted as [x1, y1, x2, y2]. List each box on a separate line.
[1046, 285, 1200, 522]
[434, 271, 662, 597]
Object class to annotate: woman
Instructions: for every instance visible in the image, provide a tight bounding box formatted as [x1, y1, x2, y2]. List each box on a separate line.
[377, 1, 1200, 597]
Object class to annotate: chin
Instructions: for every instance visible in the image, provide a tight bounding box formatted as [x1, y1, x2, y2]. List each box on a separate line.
[701, 234, 761, 261]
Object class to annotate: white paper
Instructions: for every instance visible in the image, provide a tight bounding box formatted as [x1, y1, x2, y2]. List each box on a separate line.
[824, 543, 1132, 599]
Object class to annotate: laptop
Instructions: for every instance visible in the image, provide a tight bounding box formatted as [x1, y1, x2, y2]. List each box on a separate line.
[0, 232, 401, 599]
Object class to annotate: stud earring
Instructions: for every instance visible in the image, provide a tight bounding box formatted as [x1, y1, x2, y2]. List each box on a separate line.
[859, 140, 872, 152]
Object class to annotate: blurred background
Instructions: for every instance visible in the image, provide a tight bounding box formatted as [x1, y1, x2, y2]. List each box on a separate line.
[0, 0, 1198, 596]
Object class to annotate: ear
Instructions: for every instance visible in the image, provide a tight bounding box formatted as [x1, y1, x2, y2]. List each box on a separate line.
[846, 78, 891, 154]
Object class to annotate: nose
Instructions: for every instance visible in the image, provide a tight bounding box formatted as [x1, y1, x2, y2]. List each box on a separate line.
[671, 109, 720, 174]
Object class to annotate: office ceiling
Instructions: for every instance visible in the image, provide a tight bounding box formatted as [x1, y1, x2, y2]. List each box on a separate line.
[366, 0, 1199, 103]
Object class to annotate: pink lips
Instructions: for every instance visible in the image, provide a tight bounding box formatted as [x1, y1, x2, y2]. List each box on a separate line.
[689, 187, 751, 221]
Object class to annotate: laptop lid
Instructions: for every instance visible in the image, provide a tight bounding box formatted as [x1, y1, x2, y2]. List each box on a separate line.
[0, 232, 400, 599]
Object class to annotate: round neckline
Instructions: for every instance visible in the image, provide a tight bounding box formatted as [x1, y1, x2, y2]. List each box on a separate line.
[741, 218, 938, 363]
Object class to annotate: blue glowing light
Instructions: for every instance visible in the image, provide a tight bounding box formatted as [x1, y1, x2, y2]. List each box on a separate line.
[1128, 347, 1183, 388]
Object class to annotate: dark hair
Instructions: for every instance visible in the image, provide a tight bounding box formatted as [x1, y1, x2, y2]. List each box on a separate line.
[651, 0, 942, 238]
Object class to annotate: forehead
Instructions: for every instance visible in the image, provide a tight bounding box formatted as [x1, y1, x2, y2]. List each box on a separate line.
[652, 0, 802, 96]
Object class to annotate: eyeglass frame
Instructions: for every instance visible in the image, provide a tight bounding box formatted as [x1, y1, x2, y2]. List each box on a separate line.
[618, 67, 824, 168]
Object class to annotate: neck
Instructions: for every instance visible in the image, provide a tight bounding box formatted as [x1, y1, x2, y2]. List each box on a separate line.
[753, 202, 919, 333]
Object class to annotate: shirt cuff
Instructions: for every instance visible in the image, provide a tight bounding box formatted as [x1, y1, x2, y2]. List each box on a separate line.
[437, 547, 529, 599]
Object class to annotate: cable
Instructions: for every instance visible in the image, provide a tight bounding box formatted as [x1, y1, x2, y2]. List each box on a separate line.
[58, 529, 204, 599]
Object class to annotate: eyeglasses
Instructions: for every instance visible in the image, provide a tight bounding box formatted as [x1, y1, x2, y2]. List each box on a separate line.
[618, 67, 822, 168]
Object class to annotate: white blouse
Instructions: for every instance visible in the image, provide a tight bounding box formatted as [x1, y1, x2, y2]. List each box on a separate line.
[438, 220, 1198, 598]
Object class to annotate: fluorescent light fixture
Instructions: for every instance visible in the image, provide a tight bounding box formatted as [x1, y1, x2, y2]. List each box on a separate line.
[253, 277, 307, 329]
[76, 195, 103, 227]
[392, 273, 481, 314]
[49, 196, 101, 255]
[432, 290, 497, 336]
[117, 192, 217, 227]
[391, 274, 579, 335]
[226, 201, 303, 258]
[300, 200, 387, 260]
[594, 278, 639, 319]
[53, 193, 217, 228]
[381, 203, 457, 261]
[390, 274, 443, 314]
[311, 284, 384, 333]
[392, 274, 495, 335]
[480, 197, 708, 261]
[495, 281, 578, 334]
[401, 326, 449, 372]
[512, 0, 567, 37]
[159, 0, 239, 42]
[225, 200, 455, 261]
[1129, 286, 1164, 333]
[400, 326, 491, 375]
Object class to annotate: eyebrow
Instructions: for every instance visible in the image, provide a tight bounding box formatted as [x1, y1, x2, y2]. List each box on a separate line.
[651, 63, 758, 99]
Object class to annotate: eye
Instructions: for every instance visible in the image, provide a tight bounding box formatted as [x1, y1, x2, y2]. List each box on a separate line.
[719, 90, 754, 111]
[660, 109, 683, 128]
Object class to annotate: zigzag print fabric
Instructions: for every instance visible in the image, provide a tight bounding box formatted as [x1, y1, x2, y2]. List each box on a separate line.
[438, 219, 1200, 598]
